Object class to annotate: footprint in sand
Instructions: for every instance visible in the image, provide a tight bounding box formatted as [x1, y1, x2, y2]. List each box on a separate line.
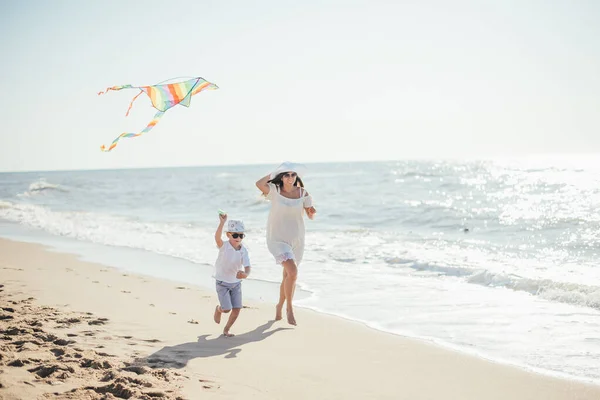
[1, 267, 24, 271]
[8, 359, 29, 367]
[122, 365, 149, 375]
[56, 317, 82, 328]
[50, 348, 66, 357]
[199, 379, 220, 390]
[53, 338, 76, 346]
[88, 318, 109, 326]
[28, 364, 75, 378]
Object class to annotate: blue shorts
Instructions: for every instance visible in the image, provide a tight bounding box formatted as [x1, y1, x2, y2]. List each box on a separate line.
[216, 280, 242, 310]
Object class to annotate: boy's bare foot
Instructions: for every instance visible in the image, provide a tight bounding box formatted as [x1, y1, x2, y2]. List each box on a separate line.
[275, 304, 283, 321]
[286, 309, 297, 326]
[223, 331, 235, 337]
[213, 305, 222, 324]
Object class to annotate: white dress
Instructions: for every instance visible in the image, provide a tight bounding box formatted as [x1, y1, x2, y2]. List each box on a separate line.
[266, 183, 313, 265]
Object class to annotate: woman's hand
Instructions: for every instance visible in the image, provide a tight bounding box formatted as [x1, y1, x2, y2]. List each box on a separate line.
[305, 206, 316, 220]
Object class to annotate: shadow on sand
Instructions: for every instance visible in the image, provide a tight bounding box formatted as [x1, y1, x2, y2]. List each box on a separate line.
[139, 320, 290, 369]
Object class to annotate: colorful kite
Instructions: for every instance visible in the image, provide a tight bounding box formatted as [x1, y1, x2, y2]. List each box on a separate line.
[98, 77, 218, 152]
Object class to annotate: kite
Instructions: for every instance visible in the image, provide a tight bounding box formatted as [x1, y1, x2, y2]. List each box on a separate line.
[98, 77, 218, 152]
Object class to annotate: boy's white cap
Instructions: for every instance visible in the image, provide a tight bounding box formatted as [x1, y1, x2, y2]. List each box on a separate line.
[227, 220, 245, 233]
[269, 161, 307, 179]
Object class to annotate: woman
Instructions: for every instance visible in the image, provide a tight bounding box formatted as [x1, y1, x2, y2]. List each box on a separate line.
[256, 162, 316, 325]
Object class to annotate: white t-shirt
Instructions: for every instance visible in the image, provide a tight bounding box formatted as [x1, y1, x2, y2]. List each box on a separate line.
[214, 241, 251, 283]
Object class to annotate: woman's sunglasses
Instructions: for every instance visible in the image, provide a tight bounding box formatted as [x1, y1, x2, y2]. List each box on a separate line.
[230, 233, 245, 239]
[283, 172, 297, 178]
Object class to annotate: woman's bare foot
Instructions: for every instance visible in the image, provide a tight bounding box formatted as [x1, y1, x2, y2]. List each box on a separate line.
[223, 331, 235, 337]
[275, 304, 283, 321]
[286, 309, 297, 326]
[213, 305, 222, 324]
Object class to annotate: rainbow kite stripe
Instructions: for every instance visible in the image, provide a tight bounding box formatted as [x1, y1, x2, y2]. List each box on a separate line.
[98, 77, 218, 152]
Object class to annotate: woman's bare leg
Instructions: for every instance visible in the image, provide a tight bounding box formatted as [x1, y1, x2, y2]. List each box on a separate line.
[281, 259, 298, 325]
[275, 269, 287, 321]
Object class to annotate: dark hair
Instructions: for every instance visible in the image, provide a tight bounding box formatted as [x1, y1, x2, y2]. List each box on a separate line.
[268, 172, 304, 189]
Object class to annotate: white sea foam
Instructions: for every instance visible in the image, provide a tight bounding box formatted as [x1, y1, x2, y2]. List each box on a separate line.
[18, 179, 67, 197]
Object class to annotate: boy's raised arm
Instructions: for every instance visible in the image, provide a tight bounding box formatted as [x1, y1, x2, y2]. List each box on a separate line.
[215, 214, 226, 248]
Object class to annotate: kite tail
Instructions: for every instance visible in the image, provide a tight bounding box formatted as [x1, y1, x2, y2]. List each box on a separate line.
[100, 111, 165, 152]
[125, 91, 143, 116]
[97, 84, 134, 96]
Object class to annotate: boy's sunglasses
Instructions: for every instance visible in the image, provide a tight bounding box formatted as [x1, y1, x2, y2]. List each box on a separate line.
[283, 172, 297, 178]
[230, 233, 245, 239]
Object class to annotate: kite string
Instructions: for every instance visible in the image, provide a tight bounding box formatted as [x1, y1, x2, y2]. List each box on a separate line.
[155, 76, 199, 85]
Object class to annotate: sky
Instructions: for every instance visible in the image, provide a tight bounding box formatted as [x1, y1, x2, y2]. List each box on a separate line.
[1, 0, 599, 172]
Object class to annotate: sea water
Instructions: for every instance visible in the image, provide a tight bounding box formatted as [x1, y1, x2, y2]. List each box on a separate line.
[1, 156, 599, 383]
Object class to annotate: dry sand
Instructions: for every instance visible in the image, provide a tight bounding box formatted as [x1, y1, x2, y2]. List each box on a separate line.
[1, 238, 599, 399]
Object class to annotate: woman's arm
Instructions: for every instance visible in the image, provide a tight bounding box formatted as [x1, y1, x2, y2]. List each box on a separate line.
[303, 191, 316, 219]
[255, 174, 271, 195]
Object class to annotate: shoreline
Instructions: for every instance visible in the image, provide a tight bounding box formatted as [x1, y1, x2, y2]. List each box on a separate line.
[2, 225, 593, 386]
[2, 237, 600, 399]
[296, 303, 600, 387]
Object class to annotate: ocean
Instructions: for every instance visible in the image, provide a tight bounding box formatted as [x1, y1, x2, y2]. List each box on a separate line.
[1, 157, 599, 383]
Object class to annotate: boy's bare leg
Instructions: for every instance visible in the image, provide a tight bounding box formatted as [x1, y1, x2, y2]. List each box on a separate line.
[213, 305, 222, 324]
[275, 269, 287, 320]
[281, 259, 298, 326]
[223, 308, 241, 337]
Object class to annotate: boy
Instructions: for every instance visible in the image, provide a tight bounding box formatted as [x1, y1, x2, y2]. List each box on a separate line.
[213, 213, 251, 337]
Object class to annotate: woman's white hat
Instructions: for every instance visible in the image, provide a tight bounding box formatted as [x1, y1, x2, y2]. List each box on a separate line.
[227, 220, 245, 233]
[269, 161, 307, 179]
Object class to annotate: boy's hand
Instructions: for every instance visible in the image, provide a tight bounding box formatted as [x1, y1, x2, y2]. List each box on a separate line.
[219, 213, 227, 223]
[236, 271, 247, 279]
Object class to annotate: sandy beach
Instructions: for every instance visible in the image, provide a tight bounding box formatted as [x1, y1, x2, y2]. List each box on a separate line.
[1, 238, 599, 400]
